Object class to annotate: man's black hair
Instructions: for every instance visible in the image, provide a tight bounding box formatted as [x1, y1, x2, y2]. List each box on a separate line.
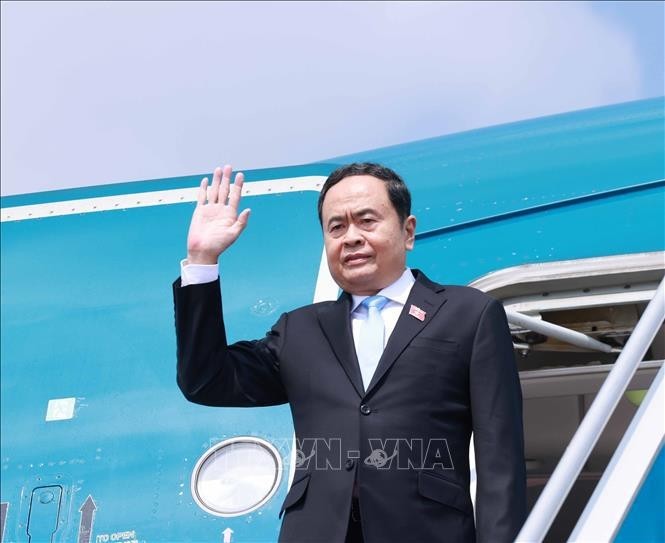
[317, 162, 411, 226]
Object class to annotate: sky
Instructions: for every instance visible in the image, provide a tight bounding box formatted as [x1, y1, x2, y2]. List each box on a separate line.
[1, 1, 663, 196]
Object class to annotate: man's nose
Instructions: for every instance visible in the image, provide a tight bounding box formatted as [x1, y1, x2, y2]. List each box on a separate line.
[343, 224, 364, 246]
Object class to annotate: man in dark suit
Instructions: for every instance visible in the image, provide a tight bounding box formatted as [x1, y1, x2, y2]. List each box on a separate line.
[174, 163, 526, 542]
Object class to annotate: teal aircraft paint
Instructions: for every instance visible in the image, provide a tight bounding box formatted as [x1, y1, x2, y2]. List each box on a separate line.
[1, 97, 663, 542]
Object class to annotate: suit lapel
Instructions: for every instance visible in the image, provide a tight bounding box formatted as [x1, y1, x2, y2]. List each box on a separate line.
[316, 294, 366, 398]
[365, 272, 448, 395]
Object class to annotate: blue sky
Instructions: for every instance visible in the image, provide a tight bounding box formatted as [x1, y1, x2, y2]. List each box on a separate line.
[1, 1, 663, 196]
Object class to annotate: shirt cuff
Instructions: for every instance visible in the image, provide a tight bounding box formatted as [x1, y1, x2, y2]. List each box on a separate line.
[180, 258, 219, 286]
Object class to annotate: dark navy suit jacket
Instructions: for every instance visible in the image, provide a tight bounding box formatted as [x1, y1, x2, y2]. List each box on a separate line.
[173, 269, 526, 542]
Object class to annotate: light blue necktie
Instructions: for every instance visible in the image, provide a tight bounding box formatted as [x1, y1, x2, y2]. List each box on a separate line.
[357, 295, 390, 391]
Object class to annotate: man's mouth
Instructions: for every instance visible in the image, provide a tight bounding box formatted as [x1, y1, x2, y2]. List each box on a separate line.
[344, 254, 372, 265]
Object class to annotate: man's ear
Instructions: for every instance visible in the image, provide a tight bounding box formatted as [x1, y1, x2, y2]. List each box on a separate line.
[404, 215, 416, 250]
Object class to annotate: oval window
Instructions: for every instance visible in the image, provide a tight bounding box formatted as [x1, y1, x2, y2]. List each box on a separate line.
[191, 436, 283, 517]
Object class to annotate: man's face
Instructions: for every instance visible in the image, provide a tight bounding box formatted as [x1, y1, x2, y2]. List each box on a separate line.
[321, 175, 416, 295]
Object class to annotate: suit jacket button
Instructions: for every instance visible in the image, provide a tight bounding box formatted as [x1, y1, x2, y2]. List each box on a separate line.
[345, 459, 355, 470]
[360, 404, 371, 415]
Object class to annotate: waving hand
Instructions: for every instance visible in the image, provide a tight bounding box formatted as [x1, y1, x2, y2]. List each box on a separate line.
[187, 165, 250, 264]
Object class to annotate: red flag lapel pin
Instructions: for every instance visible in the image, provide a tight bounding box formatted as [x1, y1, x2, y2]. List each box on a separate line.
[409, 304, 426, 321]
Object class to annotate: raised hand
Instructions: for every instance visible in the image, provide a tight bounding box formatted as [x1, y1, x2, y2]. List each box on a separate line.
[186, 165, 251, 264]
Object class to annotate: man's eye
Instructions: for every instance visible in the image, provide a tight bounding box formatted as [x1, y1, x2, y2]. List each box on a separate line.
[330, 224, 342, 232]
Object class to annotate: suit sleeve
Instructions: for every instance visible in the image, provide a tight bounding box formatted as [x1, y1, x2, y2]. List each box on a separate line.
[470, 298, 526, 543]
[173, 277, 288, 407]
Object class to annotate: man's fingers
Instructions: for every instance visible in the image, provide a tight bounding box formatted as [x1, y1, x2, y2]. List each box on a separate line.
[197, 178, 208, 205]
[200, 165, 239, 206]
[210, 166, 223, 203]
[237, 208, 251, 229]
[228, 172, 245, 211]
[218, 164, 232, 205]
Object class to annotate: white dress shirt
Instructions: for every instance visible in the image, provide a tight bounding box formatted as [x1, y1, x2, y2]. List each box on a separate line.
[180, 259, 219, 286]
[349, 268, 415, 350]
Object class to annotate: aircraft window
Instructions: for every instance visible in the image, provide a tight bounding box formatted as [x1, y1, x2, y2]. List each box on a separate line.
[191, 437, 282, 517]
